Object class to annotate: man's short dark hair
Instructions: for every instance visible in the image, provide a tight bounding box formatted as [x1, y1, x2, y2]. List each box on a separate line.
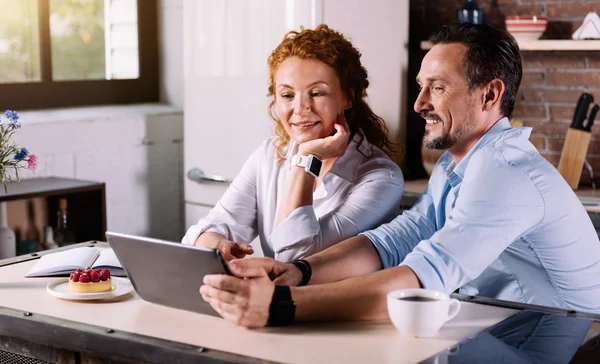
[429, 23, 522, 118]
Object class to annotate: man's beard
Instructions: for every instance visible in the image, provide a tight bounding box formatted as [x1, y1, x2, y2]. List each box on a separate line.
[423, 128, 460, 150]
[422, 108, 475, 151]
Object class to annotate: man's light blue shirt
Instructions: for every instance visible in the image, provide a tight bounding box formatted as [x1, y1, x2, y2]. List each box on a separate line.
[363, 117, 600, 313]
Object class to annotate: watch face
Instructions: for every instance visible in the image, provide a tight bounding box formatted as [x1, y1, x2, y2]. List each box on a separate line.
[309, 157, 322, 176]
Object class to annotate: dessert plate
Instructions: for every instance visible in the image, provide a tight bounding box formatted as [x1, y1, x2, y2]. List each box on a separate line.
[46, 276, 134, 300]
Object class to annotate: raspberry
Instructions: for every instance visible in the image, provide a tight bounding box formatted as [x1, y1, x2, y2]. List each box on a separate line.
[85, 269, 92, 274]
[99, 269, 110, 281]
[70, 272, 80, 282]
[90, 270, 100, 282]
[79, 273, 90, 283]
[75, 269, 83, 274]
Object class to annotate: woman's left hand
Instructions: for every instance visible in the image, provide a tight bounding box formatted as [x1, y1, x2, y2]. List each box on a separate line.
[200, 259, 275, 328]
[298, 112, 351, 160]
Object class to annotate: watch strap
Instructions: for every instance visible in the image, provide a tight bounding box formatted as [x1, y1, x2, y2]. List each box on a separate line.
[291, 259, 312, 286]
[268, 285, 296, 326]
[290, 154, 321, 177]
[291, 154, 309, 168]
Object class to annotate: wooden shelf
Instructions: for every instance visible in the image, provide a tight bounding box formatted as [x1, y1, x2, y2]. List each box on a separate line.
[3, 177, 107, 248]
[420, 39, 600, 51]
[1, 177, 104, 202]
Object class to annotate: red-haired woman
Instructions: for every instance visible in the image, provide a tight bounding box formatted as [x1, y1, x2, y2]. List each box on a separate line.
[182, 25, 404, 262]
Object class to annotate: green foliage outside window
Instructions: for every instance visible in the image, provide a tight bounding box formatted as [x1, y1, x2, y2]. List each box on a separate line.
[0, 0, 106, 83]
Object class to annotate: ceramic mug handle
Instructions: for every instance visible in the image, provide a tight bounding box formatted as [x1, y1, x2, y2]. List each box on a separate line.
[445, 298, 461, 322]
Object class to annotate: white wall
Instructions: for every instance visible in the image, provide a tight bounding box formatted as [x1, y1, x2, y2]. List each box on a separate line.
[323, 0, 409, 164]
[158, 0, 184, 108]
[12, 105, 184, 242]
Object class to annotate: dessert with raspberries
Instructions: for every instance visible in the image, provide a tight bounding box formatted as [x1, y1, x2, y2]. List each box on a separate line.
[69, 269, 112, 293]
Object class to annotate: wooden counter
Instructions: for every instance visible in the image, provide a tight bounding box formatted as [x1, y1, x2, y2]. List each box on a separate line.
[0, 243, 517, 364]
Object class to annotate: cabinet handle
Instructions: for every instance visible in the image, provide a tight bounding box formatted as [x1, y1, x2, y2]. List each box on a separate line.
[187, 168, 229, 184]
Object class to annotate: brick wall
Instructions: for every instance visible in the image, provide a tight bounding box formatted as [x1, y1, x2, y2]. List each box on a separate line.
[406, 0, 600, 185]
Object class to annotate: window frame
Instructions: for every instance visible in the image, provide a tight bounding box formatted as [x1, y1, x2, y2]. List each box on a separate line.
[0, 0, 159, 110]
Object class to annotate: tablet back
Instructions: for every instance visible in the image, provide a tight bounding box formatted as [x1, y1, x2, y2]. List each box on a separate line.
[105, 231, 228, 316]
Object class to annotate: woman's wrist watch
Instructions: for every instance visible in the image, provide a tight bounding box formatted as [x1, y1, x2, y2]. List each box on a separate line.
[291, 154, 322, 178]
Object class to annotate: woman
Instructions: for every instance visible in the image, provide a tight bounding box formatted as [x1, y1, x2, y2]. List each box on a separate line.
[182, 25, 404, 262]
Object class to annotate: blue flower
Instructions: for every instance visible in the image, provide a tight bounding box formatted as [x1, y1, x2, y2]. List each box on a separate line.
[4, 110, 19, 122]
[13, 147, 28, 161]
[8, 120, 21, 130]
[5, 110, 21, 130]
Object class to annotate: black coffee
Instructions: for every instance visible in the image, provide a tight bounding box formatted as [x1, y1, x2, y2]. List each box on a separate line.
[398, 296, 439, 302]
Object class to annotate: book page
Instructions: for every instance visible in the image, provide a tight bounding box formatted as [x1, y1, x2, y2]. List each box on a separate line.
[91, 248, 126, 276]
[91, 249, 122, 269]
[25, 246, 101, 277]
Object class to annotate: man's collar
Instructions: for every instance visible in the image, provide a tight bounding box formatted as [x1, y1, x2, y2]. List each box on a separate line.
[443, 117, 512, 187]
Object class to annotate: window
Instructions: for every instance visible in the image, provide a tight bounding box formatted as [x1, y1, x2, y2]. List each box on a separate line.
[0, 0, 158, 110]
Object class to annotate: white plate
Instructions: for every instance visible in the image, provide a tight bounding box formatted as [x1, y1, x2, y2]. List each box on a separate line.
[46, 276, 133, 301]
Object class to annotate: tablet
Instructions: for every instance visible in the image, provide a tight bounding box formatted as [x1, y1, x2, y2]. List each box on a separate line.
[105, 231, 230, 316]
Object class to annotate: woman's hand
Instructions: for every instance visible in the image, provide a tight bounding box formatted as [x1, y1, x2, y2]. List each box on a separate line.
[298, 112, 350, 160]
[216, 239, 254, 261]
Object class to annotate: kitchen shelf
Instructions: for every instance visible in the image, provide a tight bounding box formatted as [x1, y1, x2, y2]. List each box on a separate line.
[420, 39, 600, 51]
[4, 177, 106, 251]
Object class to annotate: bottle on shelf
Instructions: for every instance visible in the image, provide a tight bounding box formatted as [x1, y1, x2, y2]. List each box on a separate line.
[44, 226, 59, 250]
[54, 198, 76, 246]
[17, 199, 40, 255]
[0, 202, 16, 258]
[458, 0, 484, 25]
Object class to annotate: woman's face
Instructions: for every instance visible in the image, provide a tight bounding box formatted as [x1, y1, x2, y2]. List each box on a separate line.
[274, 57, 350, 144]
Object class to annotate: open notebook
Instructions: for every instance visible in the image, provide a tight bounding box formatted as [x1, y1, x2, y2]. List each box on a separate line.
[25, 246, 125, 277]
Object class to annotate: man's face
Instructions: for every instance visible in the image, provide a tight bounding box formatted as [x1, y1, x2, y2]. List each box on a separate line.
[414, 43, 481, 151]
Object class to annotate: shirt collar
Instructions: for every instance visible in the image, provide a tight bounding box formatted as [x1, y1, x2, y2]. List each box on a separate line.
[443, 117, 513, 187]
[287, 131, 372, 183]
[286, 132, 372, 200]
[327, 132, 372, 182]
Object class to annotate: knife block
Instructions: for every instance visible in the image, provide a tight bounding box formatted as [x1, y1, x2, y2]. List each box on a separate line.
[558, 127, 591, 189]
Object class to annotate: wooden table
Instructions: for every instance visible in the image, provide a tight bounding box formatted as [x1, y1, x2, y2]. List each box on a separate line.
[0, 243, 518, 364]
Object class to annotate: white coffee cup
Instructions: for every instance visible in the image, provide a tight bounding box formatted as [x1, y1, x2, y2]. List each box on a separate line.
[387, 288, 461, 337]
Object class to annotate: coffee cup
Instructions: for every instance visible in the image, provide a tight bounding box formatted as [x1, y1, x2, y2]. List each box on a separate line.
[387, 288, 461, 337]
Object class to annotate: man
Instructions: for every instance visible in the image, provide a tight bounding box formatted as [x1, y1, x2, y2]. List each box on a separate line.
[200, 23, 600, 328]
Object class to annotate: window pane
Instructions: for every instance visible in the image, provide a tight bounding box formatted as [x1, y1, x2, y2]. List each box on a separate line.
[0, 0, 41, 83]
[107, 0, 138, 79]
[50, 0, 139, 81]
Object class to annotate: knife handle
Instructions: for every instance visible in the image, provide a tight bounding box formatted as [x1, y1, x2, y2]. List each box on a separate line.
[586, 104, 599, 131]
[573, 93, 594, 130]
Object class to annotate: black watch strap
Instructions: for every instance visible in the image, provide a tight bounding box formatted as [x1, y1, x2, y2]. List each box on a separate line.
[291, 259, 312, 286]
[268, 285, 296, 326]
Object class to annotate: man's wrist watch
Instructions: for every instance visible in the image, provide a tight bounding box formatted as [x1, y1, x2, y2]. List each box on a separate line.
[268, 285, 296, 326]
[291, 154, 322, 178]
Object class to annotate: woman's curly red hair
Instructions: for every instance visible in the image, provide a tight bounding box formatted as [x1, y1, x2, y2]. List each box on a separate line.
[267, 24, 395, 160]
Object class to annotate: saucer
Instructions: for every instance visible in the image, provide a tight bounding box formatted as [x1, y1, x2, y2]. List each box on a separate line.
[46, 276, 133, 300]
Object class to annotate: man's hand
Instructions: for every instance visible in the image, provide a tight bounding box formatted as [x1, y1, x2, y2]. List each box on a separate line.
[231, 257, 303, 286]
[200, 259, 275, 328]
[272, 262, 303, 286]
[298, 112, 350, 160]
[216, 239, 254, 261]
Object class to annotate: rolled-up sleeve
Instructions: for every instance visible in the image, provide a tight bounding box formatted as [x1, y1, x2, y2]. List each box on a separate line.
[400, 148, 545, 293]
[362, 183, 438, 268]
[270, 157, 404, 262]
[181, 148, 260, 246]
